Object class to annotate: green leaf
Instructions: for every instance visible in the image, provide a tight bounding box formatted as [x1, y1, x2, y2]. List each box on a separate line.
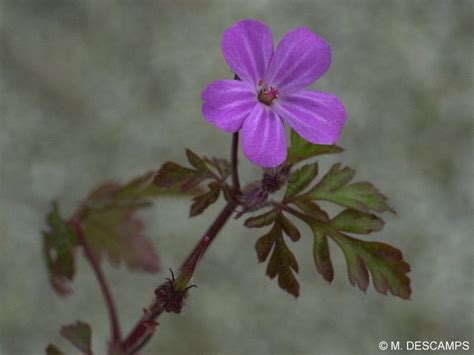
[330, 209, 384, 234]
[244, 209, 278, 228]
[279, 214, 300, 241]
[293, 200, 330, 223]
[155, 150, 229, 193]
[203, 157, 230, 181]
[285, 207, 410, 299]
[305, 163, 394, 213]
[313, 227, 334, 283]
[43, 202, 78, 295]
[328, 229, 411, 299]
[255, 223, 279, 262]
[153, 162, 203, 190]
[81, 180, 159, 273]
[255, 221, 300, 297]
[287, 129, 343, 164]
[186, 149, 211, 173]
[46, 344, 65, 355]
[267, 233, 300, 297]
[60, 321, 92, 354]
[189, 182, 221, 217]
[285, 163, 318, 198]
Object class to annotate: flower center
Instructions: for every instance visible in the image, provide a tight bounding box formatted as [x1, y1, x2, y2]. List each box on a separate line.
[257, 80, 279, 106]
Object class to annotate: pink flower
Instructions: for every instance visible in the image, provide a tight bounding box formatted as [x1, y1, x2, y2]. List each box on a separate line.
[202, 19, 347, 167]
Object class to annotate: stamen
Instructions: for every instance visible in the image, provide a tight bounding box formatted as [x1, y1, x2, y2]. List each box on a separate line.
[258, 86, 280, 105]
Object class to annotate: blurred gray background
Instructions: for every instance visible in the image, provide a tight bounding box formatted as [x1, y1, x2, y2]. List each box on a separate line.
[1, 1, 473, 354]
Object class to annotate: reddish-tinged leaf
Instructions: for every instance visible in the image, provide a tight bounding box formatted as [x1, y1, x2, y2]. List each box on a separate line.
[313, 227, 334, 283]
[330, 209, 384, 234]
[186, 149, 211, 173]
[305, 163, 395, 213]
[244, 209, 278, 228]
[266, 235, 300, 297]
[154, 162, 202, 190]
[285, 163, 318, 198]
[287, 129, 343, 164]
[43, 202, 78, 295]
[79, 177, 161, 273]
[82, 207, 159, 273]
[254, 222, 300, 297]
[203, 157, 230, 180]
[123, 233, 160, 273]
[189, 182, 220, 217]
[46, 344, 65, 355]
[294, 200, 330, 223]
[60, 321, 92, 354]
[329, 230, 411, 299]
[255, 224, 279, 262]
[279, 214, 300, 241]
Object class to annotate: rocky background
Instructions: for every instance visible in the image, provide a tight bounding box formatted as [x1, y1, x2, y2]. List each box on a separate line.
[1, 1, 473, 354]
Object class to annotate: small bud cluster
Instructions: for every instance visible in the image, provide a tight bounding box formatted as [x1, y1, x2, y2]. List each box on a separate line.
[154, 270, 196, 314]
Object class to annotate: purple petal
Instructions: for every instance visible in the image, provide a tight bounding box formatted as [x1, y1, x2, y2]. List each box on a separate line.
[242, 104, 287, 167]
[202, 80, 258, 132]
[222, 19, 274, 86]
[265, 28, 331, 94]
[273, 90, 347, 144]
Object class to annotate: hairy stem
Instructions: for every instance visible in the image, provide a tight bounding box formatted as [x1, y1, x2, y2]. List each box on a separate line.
[122, 129, 242, 354]
[71, 220, 122, 347]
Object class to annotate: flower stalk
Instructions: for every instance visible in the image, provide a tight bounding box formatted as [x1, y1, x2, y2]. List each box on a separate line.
[70, 219, 122, 349]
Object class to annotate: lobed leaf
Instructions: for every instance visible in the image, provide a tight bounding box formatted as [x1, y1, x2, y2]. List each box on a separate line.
[330, 209, 384, 234]
[293, 200, 330, 223]
[186, 149, 211, 173]
[304, 163, 395, 213]
[153, 162, 204, 191]
[244, 209, 278, 228]
[60, 321, 92, 354]
[328, 229, 411, 299]
[285, 204, 410, 299]
[43, 202, 78, 295]
[285, 163, 318, 198]
[287, 129, 343, 165]
[82, 206, 159, 273]
[189, 182, 221, 217]
[312, 227, 334, 283]
[80, 177, 160, 273]
[279, 214, 300, 241]
[254, 219, 300, 297]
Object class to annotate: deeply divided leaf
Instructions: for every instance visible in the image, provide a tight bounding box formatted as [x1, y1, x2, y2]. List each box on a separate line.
[312, 227, 334, 283]
[304, 163, 395, 213]
[80, 176, 160, 273]
[190, 182, 221, 217]
[43, 202, 78, 295]
[254, 217, 300, 297]
[285, 163, 318, 198]
[328, 229, 411, 299]
[154, 149, 229, 192]
[287, 129, 343, 165]
[330, 209, 384, 234]
[82, 204, 159, 273]
[153, 162, 204, 191]
[244, 209, 278, 228]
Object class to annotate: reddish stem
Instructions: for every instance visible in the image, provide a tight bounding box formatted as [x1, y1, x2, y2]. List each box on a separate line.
[231, 132, 240, 191]
[123, 118, 242, 354]
[71, 220, 122, 348]
[122, 199, 238, 354]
